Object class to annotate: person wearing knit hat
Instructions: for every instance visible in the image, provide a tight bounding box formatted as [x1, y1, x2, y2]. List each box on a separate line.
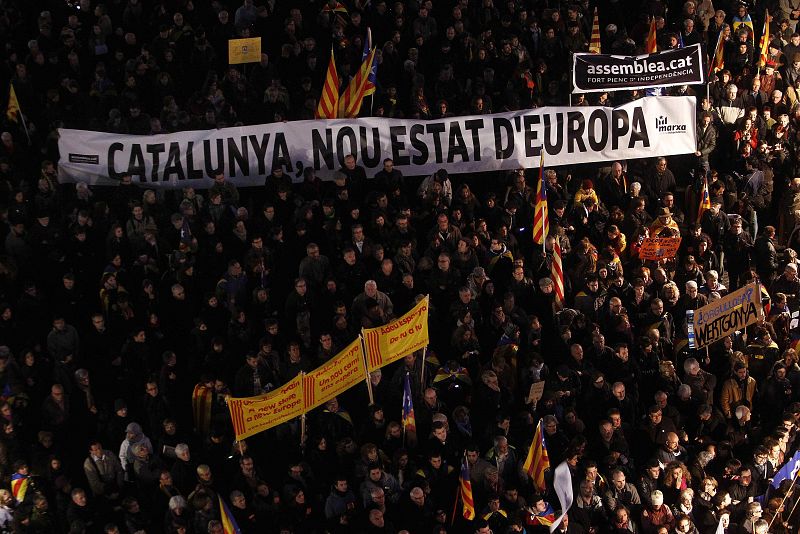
[574, 179, 599, 207]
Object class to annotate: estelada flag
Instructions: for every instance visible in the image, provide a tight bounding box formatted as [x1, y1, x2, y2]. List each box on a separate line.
[758, 10, 770, 67]
[10, 473, 28, 502]
[219, 496, 243, 534]
[338, 47, 376, 118]
[523, 419, 551, 491]
[460, 458, 476, 520]
[527, 503, 556, 526]
[401, 373, 416, 433]
[362, 28, 377, 96]
[532, 152, 549, 245]
[697, 177, 711, 223]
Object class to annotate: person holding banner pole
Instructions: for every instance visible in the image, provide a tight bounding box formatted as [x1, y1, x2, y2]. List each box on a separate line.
[785, 486, 800, 527]
[767, 467, 800, 531]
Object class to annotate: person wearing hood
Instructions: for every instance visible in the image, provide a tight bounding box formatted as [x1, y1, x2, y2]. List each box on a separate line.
[118, 422, 152, 480]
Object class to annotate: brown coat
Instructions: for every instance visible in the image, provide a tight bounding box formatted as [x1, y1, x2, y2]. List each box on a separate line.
[719, 376, 757, 418]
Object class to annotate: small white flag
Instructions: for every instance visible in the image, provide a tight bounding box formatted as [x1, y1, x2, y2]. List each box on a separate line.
[550, 461, 574, 533]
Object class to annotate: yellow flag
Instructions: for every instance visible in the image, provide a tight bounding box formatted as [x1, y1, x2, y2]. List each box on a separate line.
[6, 84, 20, 123]
[228, 37, 262, 65]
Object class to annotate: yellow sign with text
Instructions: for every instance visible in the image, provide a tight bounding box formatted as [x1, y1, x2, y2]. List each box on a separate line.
[228, 373, 303, 441]
[363, 296, 429, 372]
[228, 37, 262, 64]
[303, 338, 365, 411]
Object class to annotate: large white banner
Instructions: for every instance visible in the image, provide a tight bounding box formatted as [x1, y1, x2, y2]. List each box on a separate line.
[58, 97, 697, 188]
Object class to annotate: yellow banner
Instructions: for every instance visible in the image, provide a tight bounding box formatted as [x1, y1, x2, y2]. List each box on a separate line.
[228, 373, 303, 441]
[303, 338, 365, 411]
[228, 37, 262, 64]
[363, 296, 429, 372]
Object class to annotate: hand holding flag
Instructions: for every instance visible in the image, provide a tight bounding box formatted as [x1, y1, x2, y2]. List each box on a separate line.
[533, 152, 549, 248]
[460, 458, 475, 520]
[402, 372, 416, 434]
[523, 419, 550, 492]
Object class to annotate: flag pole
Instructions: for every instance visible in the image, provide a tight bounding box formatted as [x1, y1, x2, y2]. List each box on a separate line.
[300, 413, 307, 449]
[365, 373, 374, 404]
[402, 371, 408, 448]
[543, 232, 547, 254]
[786, 486, 800, 523]
[420, 345, 427, 387]
[768, 467, 800, 531]
[450, 484, 462, 526]
[540, 154, 546, 254]
[18, 112, 31, 145]
[361, 331, 375, 404]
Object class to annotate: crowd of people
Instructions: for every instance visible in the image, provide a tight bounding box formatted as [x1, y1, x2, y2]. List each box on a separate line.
[2, 0, 800, 533]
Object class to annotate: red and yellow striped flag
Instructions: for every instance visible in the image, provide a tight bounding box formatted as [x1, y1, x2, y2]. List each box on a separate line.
[10, 473, 28, 502]
[697, 177, 711, 223]
[645, 17, 658, 53]
[523, 419, 550, 492]
[589, 8, 601, 53]
[316, 48, 340, 119]
[338, 47, 377, 118]
[552, 241, 565, 309]
[322, 1, 348, 14]
[532, 152, 549, 245]
[759, 10, 770, 67]
[710, 28, 726, 75]
[460, 458, 475, 520]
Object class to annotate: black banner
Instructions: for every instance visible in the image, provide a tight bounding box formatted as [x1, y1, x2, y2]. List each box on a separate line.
[573, 44, 705, 93]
